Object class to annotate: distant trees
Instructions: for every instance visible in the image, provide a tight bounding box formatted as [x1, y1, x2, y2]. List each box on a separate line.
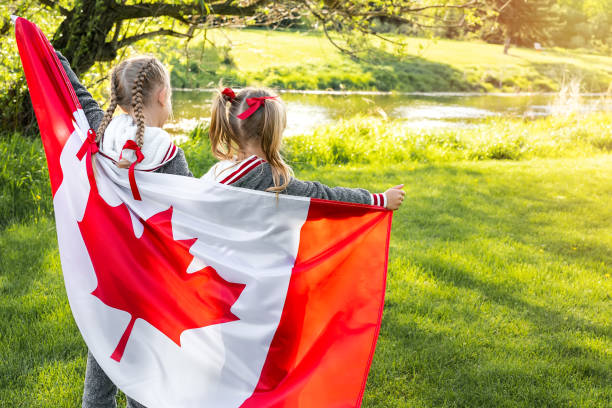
[481, 0, 559, 54]
[551, 0, 612, 50]
[473, 0, 612, 53]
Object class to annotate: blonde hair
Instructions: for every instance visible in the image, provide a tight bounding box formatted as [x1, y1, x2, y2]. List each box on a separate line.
[210, 87, 293, 192]
[96, 56, 170, 149]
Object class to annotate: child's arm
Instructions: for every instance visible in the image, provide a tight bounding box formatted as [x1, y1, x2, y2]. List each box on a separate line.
[55, 51, 104, 131]
[287, 179, 405, 209]
[232, 163, 404, 209]
[384, 185, 405, 210]
[285, 178, 389, 207]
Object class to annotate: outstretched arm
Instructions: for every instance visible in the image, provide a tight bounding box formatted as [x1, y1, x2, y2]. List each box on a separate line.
[56, 51, 104, 131]
[285, 178, 393, 208]
[287, 179, 405, 209]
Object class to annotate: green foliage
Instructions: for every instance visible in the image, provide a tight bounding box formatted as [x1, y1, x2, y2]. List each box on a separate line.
[490, 0, 560, 46]
[550, 0, 612, 52]
[179, 124, 216, 178]
[283, 113, 612, 169]
[0, 134, 51, 228]
[0, 3, 61, 134]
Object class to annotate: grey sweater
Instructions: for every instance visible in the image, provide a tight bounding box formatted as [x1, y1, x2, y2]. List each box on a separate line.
[205, 157, 385, 207]
[233, 163, 380, 206]
[56, 52, 193, 178]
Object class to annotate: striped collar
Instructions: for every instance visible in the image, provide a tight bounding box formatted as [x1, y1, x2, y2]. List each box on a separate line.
[220, 155, 266, 185]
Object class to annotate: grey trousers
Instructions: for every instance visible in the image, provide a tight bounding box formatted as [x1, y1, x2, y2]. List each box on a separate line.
[82, 351, 147, 408]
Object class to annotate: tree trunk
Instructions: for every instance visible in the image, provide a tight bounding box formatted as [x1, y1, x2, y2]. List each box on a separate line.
[503, 35, 511, 55]
[51, 0, 120, 76]
[1, 0, 120, 135]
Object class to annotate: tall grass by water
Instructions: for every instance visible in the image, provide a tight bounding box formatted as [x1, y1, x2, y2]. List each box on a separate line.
[284, 113, 612, 168]
[2, 112, 611, 227]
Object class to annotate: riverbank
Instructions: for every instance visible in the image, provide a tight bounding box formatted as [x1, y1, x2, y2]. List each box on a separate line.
[168, 28, 612, 93]
[1, 155, 610, 407]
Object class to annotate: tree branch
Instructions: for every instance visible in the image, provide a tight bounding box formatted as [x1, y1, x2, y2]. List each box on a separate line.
[116, 28, 193, 48]
[339, 1, 479, 19]
[322, 24, 357, 58]
[406, 0, 479, 13]
[38, 0, 69, 16]
[117, 0, 269, 21]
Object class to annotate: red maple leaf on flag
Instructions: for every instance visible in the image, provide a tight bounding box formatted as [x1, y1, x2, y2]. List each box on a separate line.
[77, 191, 246, 362]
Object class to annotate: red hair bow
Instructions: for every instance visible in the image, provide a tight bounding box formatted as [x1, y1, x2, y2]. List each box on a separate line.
[221, 87, 236, 101]
[237, 96, 278, 120]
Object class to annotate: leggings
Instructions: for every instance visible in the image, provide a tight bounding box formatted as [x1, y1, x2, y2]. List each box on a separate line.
[82, 351, 146, 408]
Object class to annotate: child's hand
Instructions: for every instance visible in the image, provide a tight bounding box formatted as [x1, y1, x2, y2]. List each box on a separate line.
[384, 185, 405, 210]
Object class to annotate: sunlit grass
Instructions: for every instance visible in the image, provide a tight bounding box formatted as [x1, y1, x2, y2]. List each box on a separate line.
[205, 28, 612, 76]
[1, 156, 611, 407]
[171, 29, 612, 92]
[297, 157, 612, 407]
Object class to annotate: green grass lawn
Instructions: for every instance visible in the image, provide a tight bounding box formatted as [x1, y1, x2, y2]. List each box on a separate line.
[168, 28, 612, 92]
[1, 156, 610, 407]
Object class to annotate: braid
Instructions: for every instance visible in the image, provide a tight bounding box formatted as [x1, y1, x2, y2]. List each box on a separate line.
[132, 58, 156, 148]
[96, 67, 120, 141]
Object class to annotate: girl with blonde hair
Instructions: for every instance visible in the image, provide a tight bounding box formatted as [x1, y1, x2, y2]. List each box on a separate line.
[57, 51, 193, 408]
[203, 87, 405, 209]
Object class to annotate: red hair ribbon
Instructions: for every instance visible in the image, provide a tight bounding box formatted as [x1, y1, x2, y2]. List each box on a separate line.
[120, 140, 145, 201]
[237, 96, 278, 120]
[76, 128, 99, 195]
[221, 87, 236, 101]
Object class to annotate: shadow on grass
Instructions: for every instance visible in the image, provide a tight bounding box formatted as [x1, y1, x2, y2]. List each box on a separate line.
[377, 303, 609, 407]
[359, 49, 486, 93]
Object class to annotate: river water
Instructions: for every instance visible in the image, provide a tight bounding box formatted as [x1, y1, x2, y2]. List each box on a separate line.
[167, 90, 612, 139]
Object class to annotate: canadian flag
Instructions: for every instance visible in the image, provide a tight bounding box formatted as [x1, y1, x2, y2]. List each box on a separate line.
[15, 17, 393, 407]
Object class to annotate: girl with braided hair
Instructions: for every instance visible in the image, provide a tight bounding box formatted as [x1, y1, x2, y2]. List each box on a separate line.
[95, 56, 190, 177]
[56, 52, 192, 408]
